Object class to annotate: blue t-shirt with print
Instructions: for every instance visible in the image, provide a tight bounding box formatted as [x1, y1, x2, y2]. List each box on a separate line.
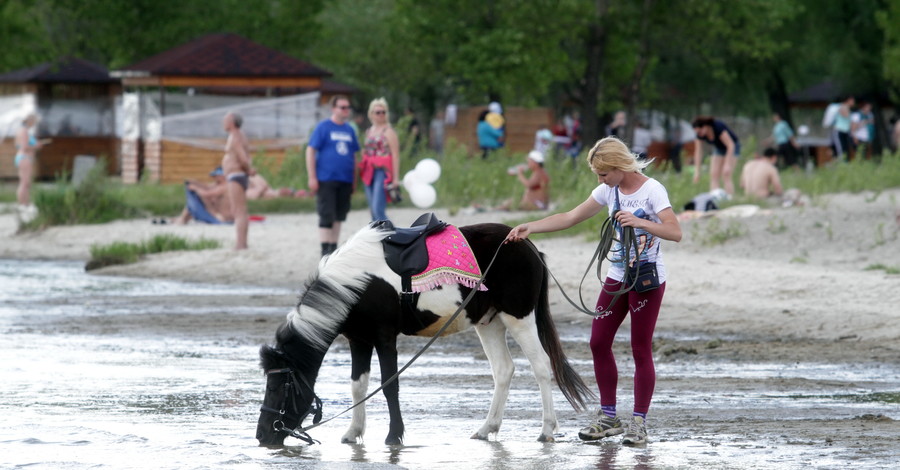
[309, 119, 360, 183]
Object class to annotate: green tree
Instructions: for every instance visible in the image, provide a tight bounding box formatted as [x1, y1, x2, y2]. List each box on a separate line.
[1, 0, 323, 70]
[0, 0, 56, 70]
[878, 0, 900, 99]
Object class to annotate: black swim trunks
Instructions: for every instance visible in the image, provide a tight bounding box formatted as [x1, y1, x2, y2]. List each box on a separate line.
[227, 172, 249, 190]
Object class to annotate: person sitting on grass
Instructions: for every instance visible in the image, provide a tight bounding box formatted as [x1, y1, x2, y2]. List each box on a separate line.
[740, 148, 806, 207]
[174, 167, 233, 225]
[497, 150, 551, 211]
[740, 148, 783, 200]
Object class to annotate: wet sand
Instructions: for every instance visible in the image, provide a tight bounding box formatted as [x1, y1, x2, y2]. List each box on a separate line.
[2, 190, 899, 467]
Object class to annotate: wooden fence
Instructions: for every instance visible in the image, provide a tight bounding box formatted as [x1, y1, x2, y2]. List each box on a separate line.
[443, 106, 555, 156]
[156, 139, 296, 184]
[0, 137, 119, 180]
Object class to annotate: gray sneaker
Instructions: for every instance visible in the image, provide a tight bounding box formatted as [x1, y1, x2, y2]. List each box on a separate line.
[621, 416, 648, 446]
[578, 411, 624, 441]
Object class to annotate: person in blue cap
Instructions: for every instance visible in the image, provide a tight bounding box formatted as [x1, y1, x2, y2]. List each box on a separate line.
[174, 166, 233, 225]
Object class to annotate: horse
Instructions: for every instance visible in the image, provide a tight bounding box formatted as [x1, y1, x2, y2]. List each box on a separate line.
[256, 221, 594, 446]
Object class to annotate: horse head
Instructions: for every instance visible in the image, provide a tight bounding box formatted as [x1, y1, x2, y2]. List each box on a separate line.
[256, 344, 323, 447]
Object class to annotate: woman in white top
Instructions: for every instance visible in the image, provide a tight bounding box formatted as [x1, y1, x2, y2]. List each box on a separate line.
[506, 136, 682, 446]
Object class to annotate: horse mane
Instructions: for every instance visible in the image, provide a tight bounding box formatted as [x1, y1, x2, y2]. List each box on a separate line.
[287, 223, 393, 351]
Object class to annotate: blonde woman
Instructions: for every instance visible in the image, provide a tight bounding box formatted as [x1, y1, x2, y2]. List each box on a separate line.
[360, 98, 401, 221]
[14, 113, 44, 208]
[506, 136, 682, 446]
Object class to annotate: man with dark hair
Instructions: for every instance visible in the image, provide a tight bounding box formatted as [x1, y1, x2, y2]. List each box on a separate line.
[306, 95, 360, 257]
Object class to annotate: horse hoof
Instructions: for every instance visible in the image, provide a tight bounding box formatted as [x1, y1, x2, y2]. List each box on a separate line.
[470, 432, 488, 440]
[384, 437, 402, 446]
[537, 434, 555, 443]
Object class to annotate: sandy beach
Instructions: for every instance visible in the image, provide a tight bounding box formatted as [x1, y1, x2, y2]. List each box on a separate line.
[3, 190, 899, 346]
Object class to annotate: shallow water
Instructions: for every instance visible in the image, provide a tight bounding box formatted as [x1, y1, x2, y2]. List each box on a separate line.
[1, 259, 898, 469]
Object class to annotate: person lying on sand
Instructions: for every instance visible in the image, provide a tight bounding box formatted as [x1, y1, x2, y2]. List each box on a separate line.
[246, 174, 308, 200]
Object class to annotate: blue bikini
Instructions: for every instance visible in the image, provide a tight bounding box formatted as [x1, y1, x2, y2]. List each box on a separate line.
[14, 134, 37, 168]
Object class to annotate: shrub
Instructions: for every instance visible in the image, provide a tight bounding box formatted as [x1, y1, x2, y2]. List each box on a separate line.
[23, 161, 140, 230]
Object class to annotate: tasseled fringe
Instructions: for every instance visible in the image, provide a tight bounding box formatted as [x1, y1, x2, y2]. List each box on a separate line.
[411, 271, 488, 293]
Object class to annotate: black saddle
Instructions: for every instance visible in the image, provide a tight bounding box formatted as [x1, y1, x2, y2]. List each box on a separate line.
[376, 213, 448, 334]
[378, 212, 448, 281]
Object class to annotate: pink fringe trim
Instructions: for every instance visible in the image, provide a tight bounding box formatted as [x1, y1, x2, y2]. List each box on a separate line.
[411, 269, 488, 293]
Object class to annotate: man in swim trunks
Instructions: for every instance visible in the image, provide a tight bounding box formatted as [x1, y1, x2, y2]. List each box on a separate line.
[221, 112, 253, 250]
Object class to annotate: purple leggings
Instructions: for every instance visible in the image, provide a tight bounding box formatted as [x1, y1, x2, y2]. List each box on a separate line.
[591, 279, 666, 414]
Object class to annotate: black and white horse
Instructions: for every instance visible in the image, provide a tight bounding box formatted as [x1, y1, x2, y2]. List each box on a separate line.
[256, 222, 593, 446]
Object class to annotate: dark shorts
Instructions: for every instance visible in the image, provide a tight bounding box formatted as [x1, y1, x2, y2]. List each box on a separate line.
[317, 180, 353, 228]
[712, 143, 741, 158]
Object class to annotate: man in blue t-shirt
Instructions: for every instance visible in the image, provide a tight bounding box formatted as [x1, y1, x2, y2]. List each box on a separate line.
[306, 95, 361, 257]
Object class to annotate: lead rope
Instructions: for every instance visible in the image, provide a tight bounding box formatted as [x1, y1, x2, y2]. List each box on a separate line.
[297, 239, 508, 437]
[528, 185, 641, 317]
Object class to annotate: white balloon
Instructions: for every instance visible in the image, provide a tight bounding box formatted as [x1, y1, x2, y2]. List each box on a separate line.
[402, 170, 424, 189]
[409, 183, 437, 209]
[414, 158, 441, 184]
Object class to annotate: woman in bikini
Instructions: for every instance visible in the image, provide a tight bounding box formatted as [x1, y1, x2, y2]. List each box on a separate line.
[516, 150, 550, 210]
[14, 113, 44, 210]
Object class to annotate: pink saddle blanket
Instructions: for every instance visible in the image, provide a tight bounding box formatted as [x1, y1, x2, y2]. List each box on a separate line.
[410, 225, 488, 293]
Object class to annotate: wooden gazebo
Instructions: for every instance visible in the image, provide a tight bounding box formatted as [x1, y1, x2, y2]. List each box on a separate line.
[0, 57, 120, 180]
[112, 33, 344, 184]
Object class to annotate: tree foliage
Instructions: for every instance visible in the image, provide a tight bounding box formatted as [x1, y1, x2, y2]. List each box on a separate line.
[1, 0, 896, 131]
[1, 0, 323, 69]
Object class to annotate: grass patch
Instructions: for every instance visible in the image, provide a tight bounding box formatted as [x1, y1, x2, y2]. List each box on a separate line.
[864, 263, 900, 274]
[21, 162, 140, 230]
[0, 183, 16, 203]
[690, 217, 747, 246]
[87, 234, 221, 270]
[766, 217, 788, 234]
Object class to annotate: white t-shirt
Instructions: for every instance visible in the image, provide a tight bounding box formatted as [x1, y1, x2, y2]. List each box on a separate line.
[591, 178, 672, 283]
[851, 112, 870, 142]
[632, 127, 652, 153]
[822, 102, 840, 128]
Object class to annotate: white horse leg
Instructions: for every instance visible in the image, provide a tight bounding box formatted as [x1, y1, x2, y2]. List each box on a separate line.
[500, 312, 558, 442]
[341, 371, 369, 443]
[472, 315, 514, 440]
[343, 339, 373, 443]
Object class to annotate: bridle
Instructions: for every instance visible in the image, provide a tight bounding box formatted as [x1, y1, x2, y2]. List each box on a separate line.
[259, 367, 323, 445]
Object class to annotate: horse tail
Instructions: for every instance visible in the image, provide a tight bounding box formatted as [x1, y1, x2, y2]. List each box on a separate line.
[533, 249, 596, 412]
